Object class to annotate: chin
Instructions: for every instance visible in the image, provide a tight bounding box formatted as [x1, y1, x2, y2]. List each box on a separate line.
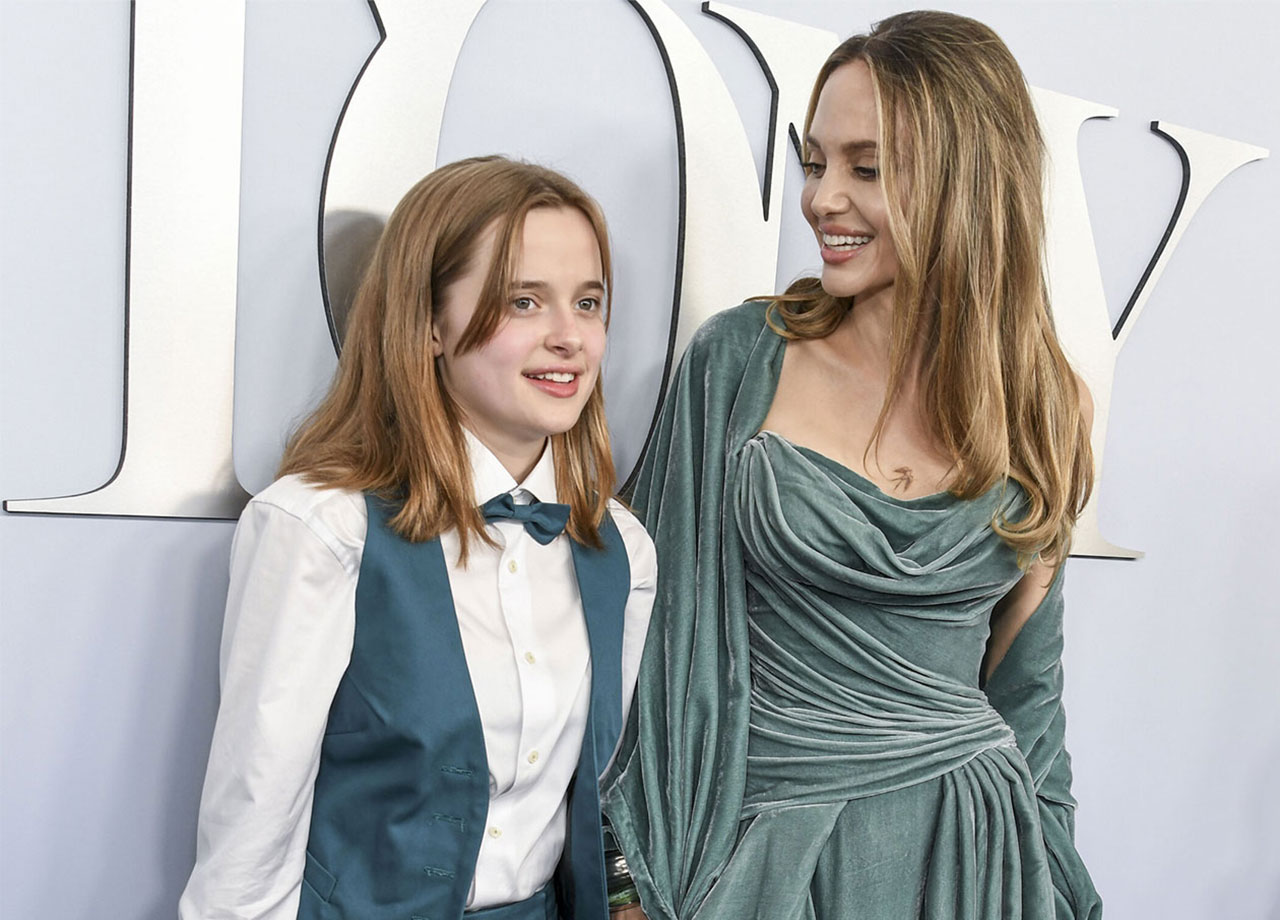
[820, 271, 893, 303]
[820, 275, 857, 298]
[533, 412, 585, 439]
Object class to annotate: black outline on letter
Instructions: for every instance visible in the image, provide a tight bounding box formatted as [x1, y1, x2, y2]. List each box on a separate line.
[620, 1, 687, 495]
[700, 2, 781, 222]
[317, 1, 387, 355]
[1113, 121, 1190, 341]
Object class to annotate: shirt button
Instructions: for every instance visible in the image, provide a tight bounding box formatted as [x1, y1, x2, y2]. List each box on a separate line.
[524, 651, 537, 664]
[527, 750, 539, 764]
[488, 826, 502, 838]
[507, 559, 518, 574]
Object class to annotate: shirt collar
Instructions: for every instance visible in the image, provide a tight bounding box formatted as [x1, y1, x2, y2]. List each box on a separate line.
[462, 427, 559, 506]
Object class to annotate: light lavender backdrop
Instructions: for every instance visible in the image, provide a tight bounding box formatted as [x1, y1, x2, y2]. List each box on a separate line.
[2, 1, 1277, 917]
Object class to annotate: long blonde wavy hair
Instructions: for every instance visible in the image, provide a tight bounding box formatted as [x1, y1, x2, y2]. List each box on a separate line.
[770, 10, 1093, 563]
[280, 156, 615, 558]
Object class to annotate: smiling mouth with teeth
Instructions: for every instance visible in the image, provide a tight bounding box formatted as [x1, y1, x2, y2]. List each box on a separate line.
[822, 233, 872, 250]
[526, 371, 577, 383]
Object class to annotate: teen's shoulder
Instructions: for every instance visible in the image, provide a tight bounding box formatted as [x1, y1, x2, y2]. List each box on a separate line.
[246, 474, 368, 552]
[607, 499, 657, 583]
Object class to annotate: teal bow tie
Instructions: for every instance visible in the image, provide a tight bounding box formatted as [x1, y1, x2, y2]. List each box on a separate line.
[481, 493, 570, 545]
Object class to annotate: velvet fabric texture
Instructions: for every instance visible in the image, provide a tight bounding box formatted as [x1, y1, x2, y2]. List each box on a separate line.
[602, 302, 1101, 919]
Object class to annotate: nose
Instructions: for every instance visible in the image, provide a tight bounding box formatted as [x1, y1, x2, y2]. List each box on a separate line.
[808, 170, 851, 219]
[545, 303, 584, 355]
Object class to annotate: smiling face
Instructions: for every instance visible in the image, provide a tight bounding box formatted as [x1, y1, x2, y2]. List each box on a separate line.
[431, 206, 607, 477]
[800, 59, 900, 307]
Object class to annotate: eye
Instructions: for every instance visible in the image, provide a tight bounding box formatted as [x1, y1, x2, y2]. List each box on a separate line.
[511, 296, 537, 312]
[575, 297, 601, 313]
[854, 165, 880, 180]
[801, 160, 826, 178]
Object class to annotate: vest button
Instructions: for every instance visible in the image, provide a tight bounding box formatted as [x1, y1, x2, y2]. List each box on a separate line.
[507, 559, 519, 574]
[527, 750, 540, 764]
[488, 825, 502, 838]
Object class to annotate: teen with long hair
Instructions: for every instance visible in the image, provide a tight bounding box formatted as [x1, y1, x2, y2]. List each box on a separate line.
[180, 156, 655, 920]
[604, 12, 1102, 919]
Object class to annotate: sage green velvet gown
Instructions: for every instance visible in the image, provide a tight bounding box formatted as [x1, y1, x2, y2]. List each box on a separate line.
[602, 302, 1101, 920]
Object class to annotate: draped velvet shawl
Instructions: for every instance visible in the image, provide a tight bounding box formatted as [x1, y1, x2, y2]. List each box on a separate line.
[601, 301, 1100, 919]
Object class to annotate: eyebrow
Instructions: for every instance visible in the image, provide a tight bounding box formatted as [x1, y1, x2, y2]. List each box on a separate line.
[512, 279, 606, 295]
[805, 136, 878, 155]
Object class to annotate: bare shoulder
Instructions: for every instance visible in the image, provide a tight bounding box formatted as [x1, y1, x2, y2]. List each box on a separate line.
[984, 558, 1058, 680]
[1002, 558, 1057, 611]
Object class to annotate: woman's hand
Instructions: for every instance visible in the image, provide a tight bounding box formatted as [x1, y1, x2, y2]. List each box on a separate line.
[610, 906, 649, 920]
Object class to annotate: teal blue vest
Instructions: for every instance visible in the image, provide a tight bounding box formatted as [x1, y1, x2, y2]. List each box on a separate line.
[299, 496, 630, 920]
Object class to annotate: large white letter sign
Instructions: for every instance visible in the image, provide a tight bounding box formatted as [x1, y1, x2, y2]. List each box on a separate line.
[1041, 95, 1270, 558]
[320, 0, 487, 344]
[1036, 88, 1132, 558]
[4, 3, 250, 519]
[4, 0, 1268, 552]
[629, 0, 835, 370]
[621, 0, 834, 487]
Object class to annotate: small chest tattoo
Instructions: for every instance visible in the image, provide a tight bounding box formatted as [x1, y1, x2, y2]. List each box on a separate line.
[890, 467, 915, 492]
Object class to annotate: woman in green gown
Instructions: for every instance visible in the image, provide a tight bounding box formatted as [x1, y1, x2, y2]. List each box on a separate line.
[603, 11, 1103, 920]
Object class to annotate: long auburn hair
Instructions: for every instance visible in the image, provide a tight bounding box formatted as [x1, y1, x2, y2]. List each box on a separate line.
[280, 156, 615, 559]
[769, 10, 1093, 564]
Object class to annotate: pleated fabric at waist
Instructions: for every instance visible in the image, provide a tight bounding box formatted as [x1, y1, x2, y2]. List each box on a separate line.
[741, 678, 1019, 817]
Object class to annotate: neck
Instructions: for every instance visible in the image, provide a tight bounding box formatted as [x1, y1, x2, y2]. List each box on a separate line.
[464, 425, 547, 484]
[829, 285, 924, 382]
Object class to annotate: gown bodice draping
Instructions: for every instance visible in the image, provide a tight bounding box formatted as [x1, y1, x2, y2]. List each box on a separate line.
[602, 301, 1102, 920]
[737, 431, 1027, 816]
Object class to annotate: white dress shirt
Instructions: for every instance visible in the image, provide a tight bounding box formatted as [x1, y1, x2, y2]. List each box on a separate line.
[178, 433, 656, 919]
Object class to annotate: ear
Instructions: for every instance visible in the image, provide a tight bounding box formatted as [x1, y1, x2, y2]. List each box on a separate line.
[430, 320, 445, 358]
